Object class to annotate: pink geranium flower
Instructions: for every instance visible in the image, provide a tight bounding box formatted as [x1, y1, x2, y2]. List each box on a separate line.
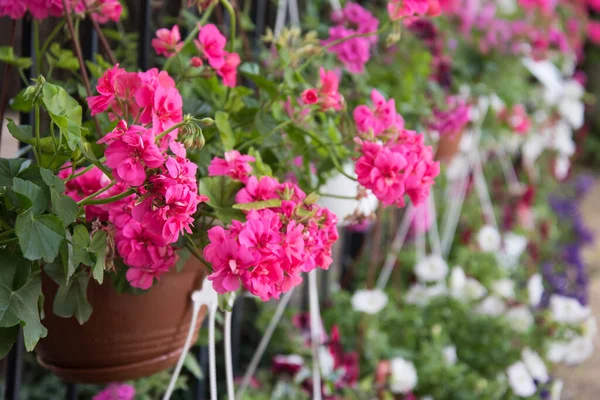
[208, 150, 256, 183]
[387, 0, 441, 20]
[152, 25, 184, 57]
[301, 89, 319, 105]
[99, 122, 165, 187]
[353, 90, 398, 135]
[195, 24, 227, 69]
[93, 383, 135, 400]
[205, 235, 258, 293]
[236, 176, 280, 203]
[428, 96, 471, 138]
[152, 86, 183, 140]
[217, 52, 241, 88]
[0, 0, 27, 19]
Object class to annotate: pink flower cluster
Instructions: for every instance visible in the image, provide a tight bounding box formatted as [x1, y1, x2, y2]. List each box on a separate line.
[152, 26, 184, 58]
[428, 96, 471, 138]
[387, 0, 441, 21]
[208, 150, 256, 183]
[93, 383, 135, 400]
[323, 2, 379, 74]
[354, 89, 404, 135]
[203, 175, 338, 301]
[87, 66, 183, 139]
[99, 124, 207, 289]
[300, 68, 343, 112]
[58, 165, 130, 222]
[499, 104, 531, 135]
[353, 91, 440, 207]
[0, 0, 122, 22]
[190, 24, 241, 87]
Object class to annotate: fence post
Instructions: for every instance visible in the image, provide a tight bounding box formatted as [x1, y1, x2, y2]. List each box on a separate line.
[138, 0, 152, 70]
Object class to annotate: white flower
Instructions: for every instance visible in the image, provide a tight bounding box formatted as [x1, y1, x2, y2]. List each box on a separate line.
[505, 306, 534, 333]
[492, 279, 516, 299]
[551, 380, 563, 400]
[351, 289, 388, 315]
[564, 336, 595, 365]
[449, 267, 466, 298]
[406, 283, 447, 307]
[507, 361, 537, 397]
[476, 225, 502, 252]
[443, 345, 457, 365]
[502, 233, 528, 269]
[318, 347, 335, 376]
[553, 121, 576, 156]
[557, 80, 585, 129]
[522, 348, 549, 383]
[547, 341, 568, 363]
[554, 155, 570, 180]
[389, 358, 418, 394]
[415, 255, 449, 282]
[550, 295, 591, 324]
[527, 274, 544, 307]
[522, 134, 547, 165]
[476, 295, 506, 316]
[465, 277, 488, 301]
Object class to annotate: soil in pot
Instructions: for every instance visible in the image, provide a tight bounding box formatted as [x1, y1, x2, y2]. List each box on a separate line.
[36, 257, 207, 384]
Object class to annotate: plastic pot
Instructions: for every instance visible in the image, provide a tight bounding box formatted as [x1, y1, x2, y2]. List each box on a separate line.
[435, 130, 464, 164]
[36, 257, 207, 384]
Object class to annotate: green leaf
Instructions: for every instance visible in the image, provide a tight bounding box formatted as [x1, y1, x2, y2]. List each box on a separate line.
[0, 326, 19, 358]
[15, 213, 64, 263]
[89, 231, 106, 284]
[0, 46, 32, 68]
[248, 147, 273, 176]
[40, 168, 65, 193]
[0, 251, 47, 351]
[52, 193, 78, 225]
[0, 158, 30, 187]
[7, 119, 34, 144]
[70, 225, 93, 269]
[232, 199, 282, 210]
[41, 83, 82, 151]
[215, 111, 236, 151]
[240, 69, 279, 98]
[198, 176, 243, 210]
[12, 178, 47, 215]
[10, 89, 34, 113]
[215, 208, 246, 225]
[184, 353, 203, 379]
[45, 264, 92, 325]
[46, 43, 79, 71]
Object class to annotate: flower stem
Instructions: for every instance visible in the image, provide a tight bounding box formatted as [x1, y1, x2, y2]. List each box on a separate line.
[79, 188, 134, 206]
[303, 129, 356, 181]
[0, 237, 18, 246]
[155, 120, 187, 143]
[317, 192, 357, 200]
[185, 236, 211, 270]
[64, 163, 94, 182]
[34, 105, 42, 165]
[82, 0, 117, 64]
[76, 181, 117, 205]
[164, 2, 217, 72]
[220, 0, 236, 53]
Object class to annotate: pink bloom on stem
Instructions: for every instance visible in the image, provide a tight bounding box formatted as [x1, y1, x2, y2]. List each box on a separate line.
[387, 0, 439, 20]
[217, 52, 241, 88]
[588, 21, 600, 45]
[100, 122, 165, 187]
[0, 0, 26, 19]
[191, 56, 204, 67]
[152, 25, 184, 57]
[152, 85, 183, 142]
[428, 96, 471, 138]
[317, 67, 343, 111]
[325, 26, 372, 74]
[301, 89, 319, 105]
[205, 233, 257, 293]
[236, 176, 280, 203]
[93, 383, 135, 400]
[208, 150, 256, 182]
[135, 68, 177, 125]
[76, 0, 123, 23]
[195, 24, 227, 69]
[353, 89, 397, 135]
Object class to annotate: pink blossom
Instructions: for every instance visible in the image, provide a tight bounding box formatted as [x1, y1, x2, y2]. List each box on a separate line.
[191, 56, 204, 67]
[93, 383, 135, 400]
[76, 0, 122, 23]
[387, 0, 441, 20]
[152, 85, 183, 140]
[195, 24, 227, 69]
[500, 104, 530, 135]
[208, 150, 256, 182]
[135, 68, 176, 125]
[236, 176, 280, 203]
[301, 88, 319, 105]
[353, 90, 398, 135]
[99, 122, 165, 186]
[152, 25, 184, 57]
[428, 96, 471, 138]
[217, 52, 241, 88]
[0, 0, 27, 18]
[588, 21, 600, 45]
[205, 234, 257, 293]
[87, 65, 142, 119]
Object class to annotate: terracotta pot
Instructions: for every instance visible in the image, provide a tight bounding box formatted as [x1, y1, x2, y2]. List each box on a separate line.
[36, 257, 207, 384]
[435, 130, 464, 164]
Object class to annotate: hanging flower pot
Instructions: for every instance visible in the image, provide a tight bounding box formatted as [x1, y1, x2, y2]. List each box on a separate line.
[35, 257, 206, 384]
[435, 130, 464, 164]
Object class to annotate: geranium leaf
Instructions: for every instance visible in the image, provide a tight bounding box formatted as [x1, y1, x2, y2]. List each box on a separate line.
[215, 111, 235, 151]
[0, 251, 47, 351]
[198, 176, 243, 210]
[89, 230, 107, 284]
[15, 213, 64, 263]
[232, 199, 282, 210]
[42, 83, 82, 151]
